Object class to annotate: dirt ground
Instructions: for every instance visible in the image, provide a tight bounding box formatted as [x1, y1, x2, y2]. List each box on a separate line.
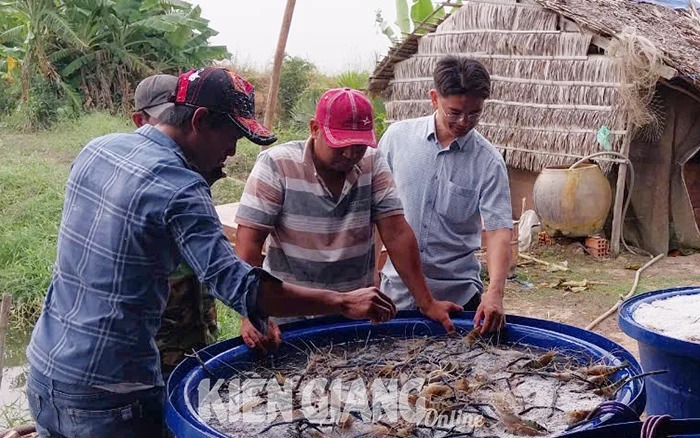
[502, 244, 700, 358]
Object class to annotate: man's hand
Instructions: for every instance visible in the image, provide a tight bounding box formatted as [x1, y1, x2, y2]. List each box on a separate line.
[339, 287, 397, 324]
[373, 269, 382, 289]
[474, 292, 505, 334]
[241, 318, 282, 354]
[419, 299, 463, 333]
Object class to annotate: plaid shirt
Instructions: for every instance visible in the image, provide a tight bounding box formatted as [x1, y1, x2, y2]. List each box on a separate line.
[27, 125, 264, 387]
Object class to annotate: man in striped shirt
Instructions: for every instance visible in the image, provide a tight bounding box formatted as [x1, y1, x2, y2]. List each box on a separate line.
[236, 87, 461, 352]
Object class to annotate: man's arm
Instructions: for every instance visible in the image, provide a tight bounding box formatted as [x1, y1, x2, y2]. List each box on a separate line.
[234, 224, 278, 351]
[474, 155, 513, 334]
[373, 226, 383, 288]
[235, 225, 268, 268]
[376, 214, 462, 332]
[164, 182, 397, 338]
[257, 278, 395, 323]
[476, 228, 511, 333]
[233, 153, 284, 351]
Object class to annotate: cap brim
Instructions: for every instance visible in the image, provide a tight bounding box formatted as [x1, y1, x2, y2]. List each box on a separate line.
[229, 114, 276, 146]
[321, 125, 378, 148]
[143, 102, 173, 120]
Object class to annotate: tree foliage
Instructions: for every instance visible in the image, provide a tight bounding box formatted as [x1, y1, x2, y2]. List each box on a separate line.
[278, 55, 315, 123]
[0, 0, 228, 119]
[376, 0, 460, 44]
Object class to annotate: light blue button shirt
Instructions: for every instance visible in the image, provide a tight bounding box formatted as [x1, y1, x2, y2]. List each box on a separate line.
[379, 115, 513, 309]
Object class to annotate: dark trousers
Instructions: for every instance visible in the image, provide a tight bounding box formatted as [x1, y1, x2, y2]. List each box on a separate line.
[27, 367, 165, 438]
[463, 293, 482, 311]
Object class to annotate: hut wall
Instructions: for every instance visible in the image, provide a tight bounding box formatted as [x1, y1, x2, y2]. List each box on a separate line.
[669, 89, 700, 249]
[508, 168, 538, 219]
[625, 85, 700, 253]
[385, 1, 626, 173]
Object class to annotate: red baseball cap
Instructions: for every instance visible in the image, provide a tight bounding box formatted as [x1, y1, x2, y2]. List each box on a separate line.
[315, 87, 377, 148]
[175, 68, 276, 146]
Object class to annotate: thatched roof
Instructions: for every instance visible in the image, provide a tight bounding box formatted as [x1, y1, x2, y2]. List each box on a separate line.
[369, 0, 700, 172]
[535, 0, 700, 81]
[371, 0, 700, 93]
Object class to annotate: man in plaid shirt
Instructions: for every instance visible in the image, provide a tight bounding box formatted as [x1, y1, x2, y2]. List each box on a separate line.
[26, 68, 396, 438]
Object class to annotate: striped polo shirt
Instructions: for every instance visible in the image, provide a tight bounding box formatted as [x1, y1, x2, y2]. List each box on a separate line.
[235, 138, 403, 293]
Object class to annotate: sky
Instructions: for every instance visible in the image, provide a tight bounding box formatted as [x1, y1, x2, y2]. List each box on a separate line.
[188, 1, 398, 74]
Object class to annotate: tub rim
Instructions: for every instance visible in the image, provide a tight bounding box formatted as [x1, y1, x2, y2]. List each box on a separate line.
[618, 286, 700, 358]
[167, 311, 645, 437]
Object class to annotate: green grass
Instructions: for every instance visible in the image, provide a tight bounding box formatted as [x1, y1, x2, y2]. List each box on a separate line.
[0, 398, 33, 429]
[216, 302, 243, 339]
[0, 114, 134, 328]
[0, 113, 308, 340]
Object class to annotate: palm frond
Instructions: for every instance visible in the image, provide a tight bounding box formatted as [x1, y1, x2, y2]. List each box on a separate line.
[0, 24, 26, 44]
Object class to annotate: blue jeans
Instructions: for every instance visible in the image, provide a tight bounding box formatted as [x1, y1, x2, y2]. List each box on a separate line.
[27, 367, 165, 438]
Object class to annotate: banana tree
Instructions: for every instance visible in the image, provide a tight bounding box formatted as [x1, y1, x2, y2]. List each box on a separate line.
[0, 0, 88, 101]
[376, 0, 462, 43]
[0, 0, 228, 114]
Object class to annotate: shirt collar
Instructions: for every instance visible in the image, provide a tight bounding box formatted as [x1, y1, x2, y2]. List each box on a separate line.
[426, 113, 474, 152]
[135, 125, 190, 168]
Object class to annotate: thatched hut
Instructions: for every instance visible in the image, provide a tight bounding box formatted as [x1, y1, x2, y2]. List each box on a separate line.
[369, 0, 700, 255]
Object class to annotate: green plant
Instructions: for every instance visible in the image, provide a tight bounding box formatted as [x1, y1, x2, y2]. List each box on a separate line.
[0, 395, 33, 429]
[376, 0, 461, 43]
[289, 85, 324, 131]
[0, 0, 228, 128]
[0, 74, 20, 115]
[278, 55, 316, 122]
[216, 302, 242, 340]
[335, 70, 370, 90]
[4, 74, 73, 131]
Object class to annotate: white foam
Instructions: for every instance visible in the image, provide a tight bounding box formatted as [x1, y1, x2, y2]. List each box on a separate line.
[633, 294, 700, 343]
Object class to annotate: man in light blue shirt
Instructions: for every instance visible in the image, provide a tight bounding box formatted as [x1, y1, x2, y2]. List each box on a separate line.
[379, 56, 513, 334]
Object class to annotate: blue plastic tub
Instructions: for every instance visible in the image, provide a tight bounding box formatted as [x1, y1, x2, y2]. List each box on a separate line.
[166, 311, 645, 437]
[619, 287, 700, 417]
[558, 418, 700, 437]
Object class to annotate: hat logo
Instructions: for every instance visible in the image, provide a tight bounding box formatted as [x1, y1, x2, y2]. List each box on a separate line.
[362, 116, 372, 126]
[188, 71, 201, 82]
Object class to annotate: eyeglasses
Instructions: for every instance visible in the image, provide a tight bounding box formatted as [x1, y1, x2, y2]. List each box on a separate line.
[440, 108, 482, 124]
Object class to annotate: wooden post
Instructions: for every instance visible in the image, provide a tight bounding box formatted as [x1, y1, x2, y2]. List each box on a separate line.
[0, 294, 12, 389]
[262, 0, 297, 147]
[610, 126, 632, 257]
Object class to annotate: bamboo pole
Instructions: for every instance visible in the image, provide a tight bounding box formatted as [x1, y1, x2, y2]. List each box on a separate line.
[0, 294, 12, 389]
[262, 0, 296, 144]
[610, 119, 633, 257]
[586, 253, 665, 330]
[518, 253, 569, 271]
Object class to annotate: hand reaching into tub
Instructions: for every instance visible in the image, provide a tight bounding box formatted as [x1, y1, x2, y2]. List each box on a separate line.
[241, 318, 282, 355]
[243, 284, 397, 354]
